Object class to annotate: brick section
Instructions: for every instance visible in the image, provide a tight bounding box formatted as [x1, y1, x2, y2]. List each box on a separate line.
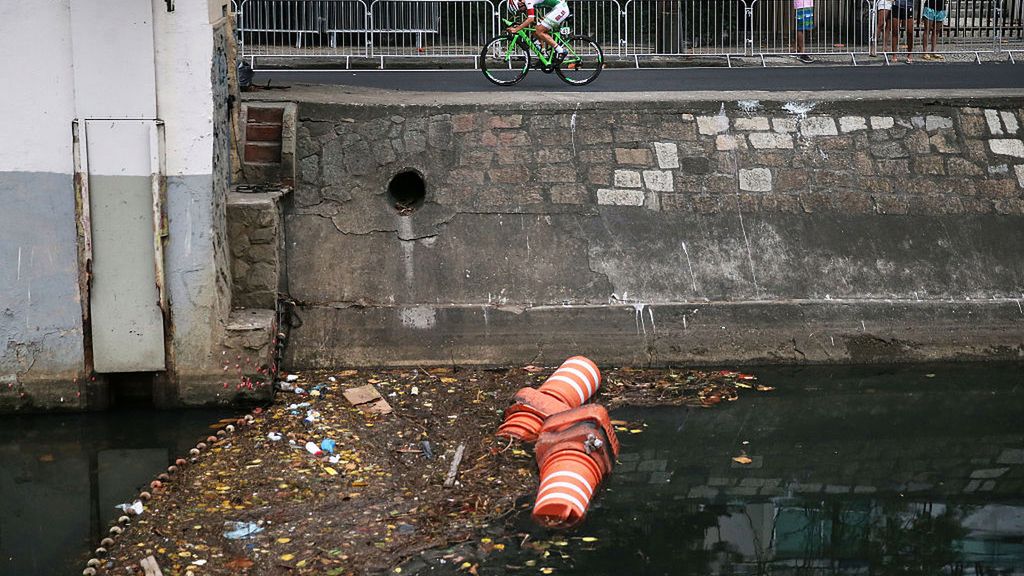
[246, 123, 283, 142]
[247, 106, 284, 123]
[244, 142, 282, 164]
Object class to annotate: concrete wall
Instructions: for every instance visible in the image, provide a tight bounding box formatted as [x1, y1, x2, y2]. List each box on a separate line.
[158, 6, 235, 403]
[279, 94, 1024, 367]
[0, 1, 85, 405]
[0, 0, 232, 410]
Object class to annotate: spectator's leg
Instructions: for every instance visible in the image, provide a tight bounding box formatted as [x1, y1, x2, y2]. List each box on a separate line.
[872, 8, 881, 55]
[880, 8, 888, 51]
[891, 16, 900, 60]
[905, 17, 914, 61]
[922, 19, 930, 56]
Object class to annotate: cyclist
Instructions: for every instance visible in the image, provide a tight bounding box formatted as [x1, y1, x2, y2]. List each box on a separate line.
[507, 0, 570, 62]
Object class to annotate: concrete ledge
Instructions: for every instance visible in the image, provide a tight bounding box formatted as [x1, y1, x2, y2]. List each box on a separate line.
[246, 84, 1024, 108]
[284, 300, 1024, 368]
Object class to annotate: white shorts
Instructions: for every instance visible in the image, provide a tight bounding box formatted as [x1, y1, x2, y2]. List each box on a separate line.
[539, 2, 570, 30]
[876, 0, 892, 9]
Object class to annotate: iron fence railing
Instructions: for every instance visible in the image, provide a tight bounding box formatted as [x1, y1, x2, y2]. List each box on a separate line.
[232, 0, 1024, 67]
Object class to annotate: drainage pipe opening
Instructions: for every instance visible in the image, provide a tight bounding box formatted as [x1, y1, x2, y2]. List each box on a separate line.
[387, 170, 426, 213]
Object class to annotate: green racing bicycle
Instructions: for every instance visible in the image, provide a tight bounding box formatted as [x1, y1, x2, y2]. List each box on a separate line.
[480, 17, 604, 86]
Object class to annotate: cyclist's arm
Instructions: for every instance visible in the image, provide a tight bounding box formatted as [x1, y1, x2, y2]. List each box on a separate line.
[507, 0, 537, 33]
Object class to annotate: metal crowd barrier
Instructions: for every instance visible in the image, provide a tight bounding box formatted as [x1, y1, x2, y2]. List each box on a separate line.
[233, 0, 1024, 68]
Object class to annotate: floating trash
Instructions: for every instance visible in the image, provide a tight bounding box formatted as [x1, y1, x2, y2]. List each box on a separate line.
[222, 521, 263, 539]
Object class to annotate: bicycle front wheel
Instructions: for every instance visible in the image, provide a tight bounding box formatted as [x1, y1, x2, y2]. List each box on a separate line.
[556, 36, 603, 86]
[480, 35, 531, 86]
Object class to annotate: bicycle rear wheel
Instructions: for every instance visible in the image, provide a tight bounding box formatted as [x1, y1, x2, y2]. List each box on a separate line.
[480, 35, 531, 86]
[555, 35, 603, 86]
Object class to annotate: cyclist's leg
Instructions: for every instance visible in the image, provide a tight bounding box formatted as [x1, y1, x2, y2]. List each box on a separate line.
[534, 24, 555, 50]
[536, 3, 570, 50]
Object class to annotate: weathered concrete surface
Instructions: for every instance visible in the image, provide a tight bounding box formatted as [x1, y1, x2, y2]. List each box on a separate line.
[259, 92, 1024, 367]
[288, 301, 1023, 367]
[0, 172, 90, 410]
[0, 8, 238, 411]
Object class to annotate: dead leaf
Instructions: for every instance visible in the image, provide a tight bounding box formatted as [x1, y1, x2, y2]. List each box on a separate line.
[226, 558, 255, 569]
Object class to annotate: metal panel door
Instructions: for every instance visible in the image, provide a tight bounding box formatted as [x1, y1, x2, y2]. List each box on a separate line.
[83, 120, 166, 372]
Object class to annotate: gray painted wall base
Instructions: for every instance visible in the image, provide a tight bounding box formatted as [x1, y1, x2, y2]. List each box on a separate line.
[285, 300, 1024, 368]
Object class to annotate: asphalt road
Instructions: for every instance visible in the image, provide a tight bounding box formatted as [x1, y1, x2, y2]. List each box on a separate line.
[253, 62, 1023, 92]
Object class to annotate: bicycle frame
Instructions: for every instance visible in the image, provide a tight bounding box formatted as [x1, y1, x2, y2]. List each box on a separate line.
[501, 16, 572, 68]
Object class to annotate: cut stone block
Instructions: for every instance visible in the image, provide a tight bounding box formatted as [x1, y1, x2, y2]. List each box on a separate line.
[597, 188, 645, 206]
[653, 142, 680, 169]
[739, 168, 772, 192]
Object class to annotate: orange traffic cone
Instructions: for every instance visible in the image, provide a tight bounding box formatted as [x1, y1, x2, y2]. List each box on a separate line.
[531, 405, 619, 529]
[537, 356, 601, 408]
[533, 451, 603, 527]
[534, 404, 619, 471]
[496, 387, 570, 442]
[496, 356, 601, 442]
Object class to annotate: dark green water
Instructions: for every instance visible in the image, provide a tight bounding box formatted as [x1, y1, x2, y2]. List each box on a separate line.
[404, 364, 1024, 576]
[0, 407, 235, 576]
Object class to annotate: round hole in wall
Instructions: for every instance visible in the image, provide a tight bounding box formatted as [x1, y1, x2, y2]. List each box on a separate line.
[387, 170, 426, 213]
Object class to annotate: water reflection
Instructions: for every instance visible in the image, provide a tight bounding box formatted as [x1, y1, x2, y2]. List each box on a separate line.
[415, 364, 1024, 576]
[0, 408, 234, 576]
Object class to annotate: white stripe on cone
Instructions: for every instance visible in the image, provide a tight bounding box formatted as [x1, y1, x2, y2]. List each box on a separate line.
[534, 492, 587, 516]
[544, 374, 587, 405]
[564, 357, 600, 390]
[557, 366, 594, 397]
[538, 480, 591, 504]
[543, 470, 595, 496]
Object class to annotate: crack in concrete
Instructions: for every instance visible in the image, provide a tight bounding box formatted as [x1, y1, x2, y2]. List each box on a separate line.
[571, 214, 616, 296]
[791, 338, 807, 360]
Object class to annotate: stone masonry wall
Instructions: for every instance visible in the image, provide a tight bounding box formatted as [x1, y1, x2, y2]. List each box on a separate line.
[281, 96, 1024, 368]
[227, 191, 284, 309]
[296, 100, 1024, 218]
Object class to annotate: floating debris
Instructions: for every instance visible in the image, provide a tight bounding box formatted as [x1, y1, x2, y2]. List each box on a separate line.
[93, 366, 769, 575]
